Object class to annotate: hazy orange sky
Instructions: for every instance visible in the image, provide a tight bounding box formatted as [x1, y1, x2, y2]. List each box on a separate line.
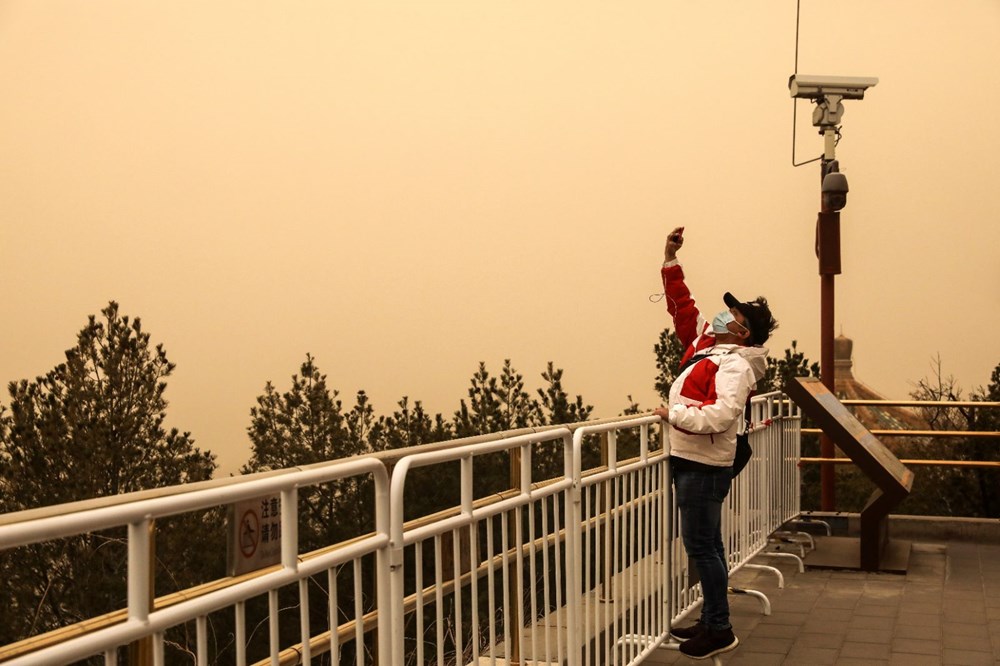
[2, 2, 998, 475]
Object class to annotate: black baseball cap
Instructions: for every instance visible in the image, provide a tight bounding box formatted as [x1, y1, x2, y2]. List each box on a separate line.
[724, 292, 777, 346]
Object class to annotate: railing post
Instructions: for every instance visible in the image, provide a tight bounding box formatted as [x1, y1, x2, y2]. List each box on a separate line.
[662, 425, 672, 642]
[388, 457, 412, 666]
[280, 487, 300, 666]
[566, 431, 585, 666]
[373, 464, 392, 666]
[506, 446, 522, 664]
[280, 487, 298, 571]
[127, 519, 152, 624]
[598, 429, 611, 599]
[128, 519, 156, 666]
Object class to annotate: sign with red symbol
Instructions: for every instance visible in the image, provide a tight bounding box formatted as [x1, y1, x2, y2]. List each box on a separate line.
[228, 494, 282, 576]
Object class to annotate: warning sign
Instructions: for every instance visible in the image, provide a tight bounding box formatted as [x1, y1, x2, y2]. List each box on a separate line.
[228, 494, 282, 576]
[239, 508, 259, 557]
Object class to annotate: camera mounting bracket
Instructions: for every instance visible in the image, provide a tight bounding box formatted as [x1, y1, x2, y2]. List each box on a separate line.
[812, 94, 845, 128]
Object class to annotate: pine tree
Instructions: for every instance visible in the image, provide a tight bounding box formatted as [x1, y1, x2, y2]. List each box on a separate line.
[536, 362, 592, 425]
[498, 359, 541, 430]
[534, 363, 592, 479]
[653, 328, 685, 401]
[621, 395, 643, 416]
[244, 355, 363, 547]
[374, 397, 452, 452]
[245, 354, 350, 470]
[760, 340, 821, 394]
[1, 302, 214, 508]
[453, 362, 503, 438]
[0, 302, 216, 648]
[243, 358, 385, 663]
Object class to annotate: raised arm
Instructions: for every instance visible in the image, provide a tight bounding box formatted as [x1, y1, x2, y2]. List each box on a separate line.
[660, 227, 707, 349]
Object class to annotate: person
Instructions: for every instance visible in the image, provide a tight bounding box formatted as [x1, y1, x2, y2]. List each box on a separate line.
[653, 226, 777, 660]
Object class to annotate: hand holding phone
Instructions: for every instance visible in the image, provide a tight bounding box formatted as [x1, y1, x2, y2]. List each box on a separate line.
[664, 226, 685, 262]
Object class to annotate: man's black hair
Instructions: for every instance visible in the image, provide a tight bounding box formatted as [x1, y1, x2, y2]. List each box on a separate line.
[736, 297, 778, 346]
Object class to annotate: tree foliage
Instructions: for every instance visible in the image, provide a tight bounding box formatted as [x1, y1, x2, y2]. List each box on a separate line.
[498, 360, 540, 430]
[451, 360, 591, 439]
[653, 328, 685, 402]
[244, 356, 374, 550]
[245, 354, 350, 470]
[453, 362, 505, 438]
[241, 355, 591, 662]
[373, 396, 451, 453]
[760, 340, 821, 394]
[242, 357, 394, 664]
[1, 302, 214, 509]
[536, 362, 593, 425]
[902, 356, 1000, 517]
[0, 302, 217, 649]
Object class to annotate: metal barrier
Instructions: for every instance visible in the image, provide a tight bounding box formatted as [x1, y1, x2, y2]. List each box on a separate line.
[0, 458, 391, 666]
[660, 393, 802, 662]
[569, 415, 669, 666]
[0, 394, 802, 666]
[381, 395, 800, 666]
[387, 428, 575, 666]
[742, 395, 807, 573]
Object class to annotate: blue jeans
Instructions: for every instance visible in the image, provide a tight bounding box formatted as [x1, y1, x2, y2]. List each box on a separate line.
[674, 463, 733, 631]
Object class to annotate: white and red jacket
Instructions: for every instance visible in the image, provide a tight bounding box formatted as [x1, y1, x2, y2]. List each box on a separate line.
[661, 260, 768, 467]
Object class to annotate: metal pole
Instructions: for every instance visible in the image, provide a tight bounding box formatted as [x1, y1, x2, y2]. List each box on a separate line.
[818, 127, 840, 511]
[819, 274, 836, 510]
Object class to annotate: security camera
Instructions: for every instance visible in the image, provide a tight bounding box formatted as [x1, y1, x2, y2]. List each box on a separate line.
[789, 75, 879, 100]
[822, 172, 849, 211]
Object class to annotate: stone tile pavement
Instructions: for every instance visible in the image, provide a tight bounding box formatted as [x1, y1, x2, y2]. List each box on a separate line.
[644, 540, 1000, 665]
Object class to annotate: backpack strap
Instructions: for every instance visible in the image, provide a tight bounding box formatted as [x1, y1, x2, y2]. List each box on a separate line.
[676, 351, 715, 376]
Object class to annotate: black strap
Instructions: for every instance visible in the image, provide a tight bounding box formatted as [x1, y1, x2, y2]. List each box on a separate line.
[676, 351, 715, 376]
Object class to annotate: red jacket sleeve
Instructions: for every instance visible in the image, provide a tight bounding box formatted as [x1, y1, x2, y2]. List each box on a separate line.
[661, 263, 704, 350]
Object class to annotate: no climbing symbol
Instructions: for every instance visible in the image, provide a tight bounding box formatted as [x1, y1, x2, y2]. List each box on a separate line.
[239, 508, 259, 558]
[229, 493, 282, 576]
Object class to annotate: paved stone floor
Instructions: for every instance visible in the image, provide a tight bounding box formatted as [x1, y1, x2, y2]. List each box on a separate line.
[645, 540, 1000, 665]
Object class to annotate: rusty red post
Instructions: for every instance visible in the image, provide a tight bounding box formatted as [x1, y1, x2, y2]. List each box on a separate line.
[817, 152, 842, 511]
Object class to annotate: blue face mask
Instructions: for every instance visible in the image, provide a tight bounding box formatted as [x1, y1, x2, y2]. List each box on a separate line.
[712, 310, 736, 334]
[713, 309, 751, 338]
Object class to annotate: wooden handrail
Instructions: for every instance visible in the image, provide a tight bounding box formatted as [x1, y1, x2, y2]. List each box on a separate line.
[802, 429, 1000, 438]
[800, 457, 1000, 469]
[841, 400, 1000, 408]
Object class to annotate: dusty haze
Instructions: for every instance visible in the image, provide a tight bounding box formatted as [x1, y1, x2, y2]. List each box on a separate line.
[1, 2, 998, 475]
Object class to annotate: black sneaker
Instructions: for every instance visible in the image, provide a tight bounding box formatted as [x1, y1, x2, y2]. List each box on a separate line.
[670, 620, 706, 641]
[679, 626, 739, 660]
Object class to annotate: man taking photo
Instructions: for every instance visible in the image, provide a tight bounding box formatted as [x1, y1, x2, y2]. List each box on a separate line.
[653, 226, 777, 660]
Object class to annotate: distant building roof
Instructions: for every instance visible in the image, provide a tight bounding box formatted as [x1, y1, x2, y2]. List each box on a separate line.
[834, 333, 929, 432]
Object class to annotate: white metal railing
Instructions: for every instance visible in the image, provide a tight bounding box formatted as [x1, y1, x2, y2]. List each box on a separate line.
[0, 458, 391, 666]
[735, 393, 803, 573]
[659, 393, 802, 663]
[0, 394, 801, 666]
[388, 428, 574, 666]
[569, 415, 669, 666]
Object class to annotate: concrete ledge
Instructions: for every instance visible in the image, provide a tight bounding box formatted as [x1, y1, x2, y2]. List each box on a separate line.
[795, 511, 1000, 544]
